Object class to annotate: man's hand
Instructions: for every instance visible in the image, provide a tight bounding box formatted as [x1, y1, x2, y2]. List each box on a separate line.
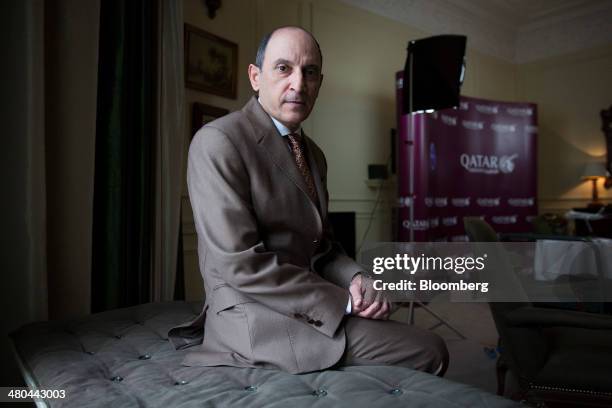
[348, 274, 393, 320]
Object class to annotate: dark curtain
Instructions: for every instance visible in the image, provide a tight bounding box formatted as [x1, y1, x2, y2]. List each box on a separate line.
[92, 0, 155, 312]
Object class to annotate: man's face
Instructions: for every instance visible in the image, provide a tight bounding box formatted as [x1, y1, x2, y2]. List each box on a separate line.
[248, 28, 323, 131]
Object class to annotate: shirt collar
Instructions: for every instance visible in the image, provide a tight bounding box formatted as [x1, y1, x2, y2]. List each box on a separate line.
[258, 98, 301, 137]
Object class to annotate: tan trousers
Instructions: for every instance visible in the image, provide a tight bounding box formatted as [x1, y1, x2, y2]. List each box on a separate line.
[336, 316, 449, 376]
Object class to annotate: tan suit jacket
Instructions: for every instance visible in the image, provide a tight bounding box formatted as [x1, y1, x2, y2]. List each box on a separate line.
[169, 97, 364, 373]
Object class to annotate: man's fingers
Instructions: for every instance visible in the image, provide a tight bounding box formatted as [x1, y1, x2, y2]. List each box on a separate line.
[349, 278, 363, 311]
[357, 301, 382, 318]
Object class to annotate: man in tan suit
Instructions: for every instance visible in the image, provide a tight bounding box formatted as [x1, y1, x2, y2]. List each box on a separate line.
[169, 26, 448, 375]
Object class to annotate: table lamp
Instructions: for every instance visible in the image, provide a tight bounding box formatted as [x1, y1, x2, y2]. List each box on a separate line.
[581, 161, 607, 207]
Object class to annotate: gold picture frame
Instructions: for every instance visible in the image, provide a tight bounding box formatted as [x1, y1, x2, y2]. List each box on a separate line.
[184, 24, 238, 99]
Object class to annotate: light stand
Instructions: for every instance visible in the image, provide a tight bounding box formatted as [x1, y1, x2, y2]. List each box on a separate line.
[401, 35, 467, 339]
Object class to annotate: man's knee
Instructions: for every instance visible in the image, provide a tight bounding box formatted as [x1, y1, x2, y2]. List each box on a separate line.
[422, 333, 449, 376]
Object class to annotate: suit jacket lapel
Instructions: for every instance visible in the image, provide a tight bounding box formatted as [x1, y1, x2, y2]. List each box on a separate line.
[243, 97, 319, 211]
[303, 135, 327, 220]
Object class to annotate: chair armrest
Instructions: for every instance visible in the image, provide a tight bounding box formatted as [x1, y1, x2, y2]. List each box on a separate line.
[506, 306, 612, 329]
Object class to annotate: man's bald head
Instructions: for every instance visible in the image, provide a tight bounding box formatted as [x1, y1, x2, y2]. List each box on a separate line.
[255, 26, 322, 70]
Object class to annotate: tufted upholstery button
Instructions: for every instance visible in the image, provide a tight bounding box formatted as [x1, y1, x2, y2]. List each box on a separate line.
[307, 319, 315, 325]
[175, 380, 188, 386]
[314, 320, 323, 327]
[244, 385, 258, 392]
[86, 351, 95, 355]
[115, 335, 122, 339]
[312, 388, 327, 397]
[111, 376, 123, 382]
[293, 313, 303, 319]
[390, 388, 403, 395]
[139, 354, 151, 360]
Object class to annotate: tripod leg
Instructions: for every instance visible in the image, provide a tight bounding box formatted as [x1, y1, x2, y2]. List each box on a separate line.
[417, 302, 466, 339]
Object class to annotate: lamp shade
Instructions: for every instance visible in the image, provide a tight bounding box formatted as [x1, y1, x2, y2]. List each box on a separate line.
[581, 162, 607, 180]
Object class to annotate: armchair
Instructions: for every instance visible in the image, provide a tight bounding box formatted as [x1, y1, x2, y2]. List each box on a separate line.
[463, 217, 612, 407]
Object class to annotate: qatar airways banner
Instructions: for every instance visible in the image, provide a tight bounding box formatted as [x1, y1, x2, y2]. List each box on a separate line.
[395, 72, 538, 242]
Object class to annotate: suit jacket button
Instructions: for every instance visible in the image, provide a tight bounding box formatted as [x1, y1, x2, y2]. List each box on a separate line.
[314, 320, 323, 327]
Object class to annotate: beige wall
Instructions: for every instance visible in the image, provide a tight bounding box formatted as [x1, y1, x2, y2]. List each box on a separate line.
[180, 0, 524, 300]
[517, 44, 612, 212]
[181, 0, 611, 300]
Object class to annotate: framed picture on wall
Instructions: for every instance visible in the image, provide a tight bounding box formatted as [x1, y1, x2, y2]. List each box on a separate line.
[191, 102, 229, 138]
[184, 24, 238, 99]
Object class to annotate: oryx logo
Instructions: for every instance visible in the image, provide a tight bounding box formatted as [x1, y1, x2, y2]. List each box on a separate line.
[442, 216, 458, 226]
[476, 104, 498, 114]
[460, 153, 518, 174]
[398, 196, 413, 207]
[435, 197, 448, 207]
[491, 123, 516, 133]
[499, 155, 517, 173]
[441, 114, 457, 126]
[506, 107, 533, 116]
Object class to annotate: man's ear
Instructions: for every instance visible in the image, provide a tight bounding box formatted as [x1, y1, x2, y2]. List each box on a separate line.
[248, 64, 260, 92]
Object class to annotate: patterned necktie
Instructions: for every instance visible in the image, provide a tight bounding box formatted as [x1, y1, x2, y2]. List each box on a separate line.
[287, 133, 319, 205]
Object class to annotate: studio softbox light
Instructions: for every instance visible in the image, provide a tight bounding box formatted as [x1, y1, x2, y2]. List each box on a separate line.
[402, 35, 467, 114]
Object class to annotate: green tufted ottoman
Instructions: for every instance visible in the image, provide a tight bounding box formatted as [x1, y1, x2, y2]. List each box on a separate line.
[10, 301, 519, 407]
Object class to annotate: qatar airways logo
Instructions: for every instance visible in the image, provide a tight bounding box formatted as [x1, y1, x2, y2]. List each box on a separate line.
[462, 120, 484, 130]
[476, 104, 498, 114]
[477, 198, 500, 207]
[441, 114, 457, 126]
[452, 197, 471, 207]
[492, 215, 518, 225]
[506, 107, 533, 116]
[402, 219, 429, 231]
[460, 153, 518, 175]
[451, 235, 469, 242]
[508, 198, 534, 207]
[491, 123, 516, 133]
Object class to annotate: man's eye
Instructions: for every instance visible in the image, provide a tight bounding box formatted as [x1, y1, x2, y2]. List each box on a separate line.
[277, 65, 288, 72]
[306, 68, 319, 77]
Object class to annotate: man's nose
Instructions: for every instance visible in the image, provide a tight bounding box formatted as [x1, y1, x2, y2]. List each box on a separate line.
[289, 70, 305, 92]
